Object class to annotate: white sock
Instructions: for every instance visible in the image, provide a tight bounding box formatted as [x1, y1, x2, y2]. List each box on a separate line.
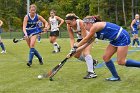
[85, 55, 94, 73]
[53, 42, 59, 52]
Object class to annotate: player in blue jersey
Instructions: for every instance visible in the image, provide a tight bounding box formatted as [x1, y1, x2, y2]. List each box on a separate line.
[23, 4, 48, 67]
[71, 15, 140, 81]
[130, 14, 140, 47]
[0, 20, 6, 54]
[65, 13, 98, 79]
[48, 10, 64, 53]
[37, 20, 44, 43]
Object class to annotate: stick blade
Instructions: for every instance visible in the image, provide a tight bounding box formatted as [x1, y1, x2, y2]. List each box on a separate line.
[13, 38, 18, 43]
[47, 58, 68, 78]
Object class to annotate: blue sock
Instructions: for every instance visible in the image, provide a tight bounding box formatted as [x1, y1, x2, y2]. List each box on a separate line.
[28, 48, 35, 64]
[125, 59, 140, 67]
[38, 35, 41, 42]
[105, 60, 119, 78]
[34, 48, 42, 60]
[0, 42, 5, 51]
[135, 38, 140, 45]
[132, 39, 136, 46]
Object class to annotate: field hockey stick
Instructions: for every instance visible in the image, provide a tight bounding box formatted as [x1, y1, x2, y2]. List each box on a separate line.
[13, 38, 25, 43]
[13, 28, 48, 43]
[41, 37, 95, 80]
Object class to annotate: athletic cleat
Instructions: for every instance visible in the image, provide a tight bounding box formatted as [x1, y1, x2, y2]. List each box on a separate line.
[106, 76, 121, 81]
[52, 50, 60, 53]
[83, 72, 97, 79]
[1, 50, 6, 54]
[131, 45, 136, 47]
[137, 45, 140, 47]
[58, 46, 61, 52]
[93, 59, 98, 66]
[27, 63, 32, 67]
[39, 58, 43, 65]
[52, 50, 57, 53]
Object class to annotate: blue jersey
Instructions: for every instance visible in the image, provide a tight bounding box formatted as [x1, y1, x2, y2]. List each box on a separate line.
[26, 14, 38, 29]
[131, 19, 140, 34]
[37, 21, 43, 27]
[133, 19, 140, 31]
[26, 14, 41, 36]
[96, 22, 131, 46]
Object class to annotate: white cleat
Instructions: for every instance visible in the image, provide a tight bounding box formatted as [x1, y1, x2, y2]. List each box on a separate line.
[1, 50, 6, 54]
[131, 46, 136, 47]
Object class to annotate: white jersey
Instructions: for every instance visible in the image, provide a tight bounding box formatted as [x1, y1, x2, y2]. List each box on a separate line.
[71, 19, 89, 39]
[49, 16, 59, 31]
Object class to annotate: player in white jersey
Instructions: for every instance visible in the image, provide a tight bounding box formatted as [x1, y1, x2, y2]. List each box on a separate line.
[48, 10, 64, 53]
[65, 13, 98, 79]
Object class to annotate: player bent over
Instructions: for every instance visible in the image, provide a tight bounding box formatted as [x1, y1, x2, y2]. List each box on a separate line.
[72, 15, 140, 81]
[65, 13, 98, 79]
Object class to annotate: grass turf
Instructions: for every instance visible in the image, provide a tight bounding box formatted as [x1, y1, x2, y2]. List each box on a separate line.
[0, 39, 140, 93]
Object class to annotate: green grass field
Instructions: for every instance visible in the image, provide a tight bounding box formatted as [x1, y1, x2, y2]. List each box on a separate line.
[0, 39, 140, 93]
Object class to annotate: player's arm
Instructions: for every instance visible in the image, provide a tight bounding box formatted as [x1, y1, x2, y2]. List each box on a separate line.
[38, 15, 49, 31]
[67, 24, 75, 48]
[47, 17, 51, 30]
[79, 20, 87, 38]
[55, 16, 64, 28]
[23, 15, 28, 37]
[130, 19, 135, 31]
[0, 20, 3, 27]
[76, 23, 102, 47]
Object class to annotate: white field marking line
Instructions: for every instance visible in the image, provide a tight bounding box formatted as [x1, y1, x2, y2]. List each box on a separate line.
[128, 50, 140, 51]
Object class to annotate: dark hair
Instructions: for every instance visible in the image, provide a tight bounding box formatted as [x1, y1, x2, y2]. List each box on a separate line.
[65, 13, 79, 20]
[93, 15, 102, 22]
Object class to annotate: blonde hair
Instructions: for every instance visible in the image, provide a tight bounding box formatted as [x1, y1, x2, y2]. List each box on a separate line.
[30, 4, 37, 10]
[65, 13, 79, 20]
[50, 9, 56, 14]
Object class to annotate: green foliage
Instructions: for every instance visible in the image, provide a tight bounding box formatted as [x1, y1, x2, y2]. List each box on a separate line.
[1, 0, 140, 31]
[12, 17, 22, 29]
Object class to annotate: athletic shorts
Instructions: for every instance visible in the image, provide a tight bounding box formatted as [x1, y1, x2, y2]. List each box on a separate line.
[77, 39, 83, 42]
[26, 28, 42, 36]
[131, 30, 138, 35]
[50, 30, 59, 36]
[110, 29, 131, 46]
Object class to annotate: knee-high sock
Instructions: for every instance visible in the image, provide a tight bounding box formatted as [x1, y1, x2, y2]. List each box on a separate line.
[28, 48, 35, 64]
[125, 59, 140, 67]
[34, 48, 42, 60]
[105, 60, 119, 78]
[85, 55, 94, 73]
[132, 39, 136, 46]
[0, 42, 5, 51]
[53, 42, 59, 52]
[135, 38, 140, 46]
